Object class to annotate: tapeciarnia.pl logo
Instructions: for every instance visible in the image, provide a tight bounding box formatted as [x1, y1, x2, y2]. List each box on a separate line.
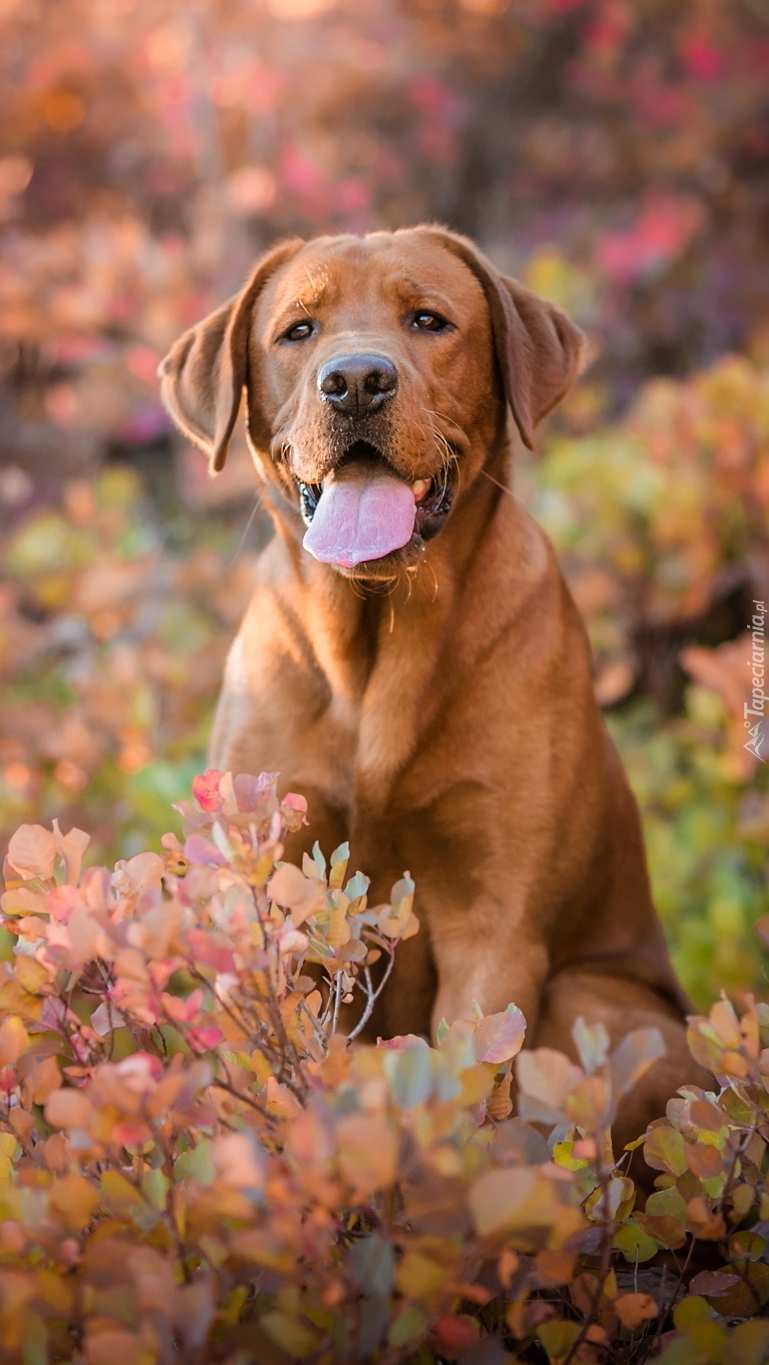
[744, 600, 766, 763]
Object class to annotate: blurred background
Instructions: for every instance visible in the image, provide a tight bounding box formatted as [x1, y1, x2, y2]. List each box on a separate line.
[1, 0, 768, 1007]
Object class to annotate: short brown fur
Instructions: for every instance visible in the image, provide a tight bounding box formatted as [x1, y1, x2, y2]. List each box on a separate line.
[159, 226, 703, 1157]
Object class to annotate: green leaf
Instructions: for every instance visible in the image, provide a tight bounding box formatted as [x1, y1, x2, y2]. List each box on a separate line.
[646, 1185, 687, 1221]
[614, 1219, 660, 1263]
[261, 1310, 317, 1358]
[384, 1041, 433, 1108]
[730, 1229, 764, 1260]
[387, 1305, 427, 1349]
[346, 1235, 395, 1299]
[141, 1167, 169, 1210]
[723, 1320, 769, 1365]
[655, 1339, 712, 1365]
[645, 1125, 688, 1176]
[673, 1296, 712, 1330]
[343, 870, 369, 904]
[173, 1140, 215, 1186]
[537, 1319, 580, 1359]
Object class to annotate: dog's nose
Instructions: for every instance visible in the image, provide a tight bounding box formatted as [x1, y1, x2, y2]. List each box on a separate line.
[317, 353, 398, 415]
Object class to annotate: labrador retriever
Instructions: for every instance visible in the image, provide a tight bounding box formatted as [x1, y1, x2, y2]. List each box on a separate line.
[159, 226, 700, 1152]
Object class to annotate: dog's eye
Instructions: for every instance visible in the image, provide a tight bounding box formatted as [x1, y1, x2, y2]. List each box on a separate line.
[280, 320, 315, 343]
[411, 310, 451, 333]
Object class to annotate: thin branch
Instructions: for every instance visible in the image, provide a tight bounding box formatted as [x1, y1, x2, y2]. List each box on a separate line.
[346, 951, 396, 1042]
[330, 972, 343, 1037]
[210, 1077, 275, 1123]
[561, 1141, 615, 1365]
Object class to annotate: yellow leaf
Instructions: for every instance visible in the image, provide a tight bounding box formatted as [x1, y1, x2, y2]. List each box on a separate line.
[49, 1173, 99, 1230]
[261, 1310, 317, 1358]
[487, 1066, 513, 1121]
[0, 1016, 28, 1066]
[0, 1133, 18, 1179]
[24, 1055, 61, 1104]
[396, 1249, 451, 1300]
[100, 1169, 143, 1211]
[14, 956, 50, 996]
[0, 887, 47, 918]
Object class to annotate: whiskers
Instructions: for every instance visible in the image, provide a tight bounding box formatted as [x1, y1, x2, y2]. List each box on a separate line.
[419, 405, 461, 505]
[480, 466, 522, 504]
[409, 554, 439, 603]
[226, 486, 267, 571]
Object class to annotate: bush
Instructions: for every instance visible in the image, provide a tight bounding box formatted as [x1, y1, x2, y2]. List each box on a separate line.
[1, 772, 769, 1363]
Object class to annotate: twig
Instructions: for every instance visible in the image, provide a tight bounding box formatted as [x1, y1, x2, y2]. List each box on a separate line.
[561, 1142, 615, 1365]
[651, 1233, 694, 1359]
[299, 996, 328, 1051]
[346, 951, 396, 1042]
[330, 973, 343, 1037]
[210, 1076, 276, 1122]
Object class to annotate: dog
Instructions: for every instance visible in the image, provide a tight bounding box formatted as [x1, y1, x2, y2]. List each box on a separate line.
[159, 225, 700, 1152]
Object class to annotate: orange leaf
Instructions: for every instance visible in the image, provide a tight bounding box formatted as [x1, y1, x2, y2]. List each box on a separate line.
[337, 1114, 399, 1194]
[45, 1087, 92, 1129]
[615, 1292, 658, 1328]
[48, 1172, 99, 1231]
[0, 1016, 28, 1066]
[268, 863, 325, 925]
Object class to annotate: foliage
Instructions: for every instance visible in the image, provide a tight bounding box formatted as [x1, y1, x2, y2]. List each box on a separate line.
[524, 353, 769, 1009]
[0, 465, 250, 860]
[0, 2, 767, 1356]
[4, 358, 768, 1008]
[2, 0, 769, 477]
[0, 773, 769, 1361]
[0, 0, 768, 1009]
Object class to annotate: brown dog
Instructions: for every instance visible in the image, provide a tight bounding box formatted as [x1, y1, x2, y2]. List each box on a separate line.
[159, 226, 698, 1151]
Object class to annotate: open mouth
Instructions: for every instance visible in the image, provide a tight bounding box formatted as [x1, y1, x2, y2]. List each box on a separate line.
[296, 440, 454, 570]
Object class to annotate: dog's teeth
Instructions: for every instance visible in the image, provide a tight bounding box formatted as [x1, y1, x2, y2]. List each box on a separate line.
[411, 478, 431, 502]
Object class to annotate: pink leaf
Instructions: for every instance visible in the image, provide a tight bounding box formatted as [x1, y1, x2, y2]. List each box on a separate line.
[473, 1005, 527, 1064]
[7, 825, 57, 881]
[192, 770, 224, 813]
[52, 820, 90, 885]
[187, 1025, 224, 1053]
[184, 834, 226, 867]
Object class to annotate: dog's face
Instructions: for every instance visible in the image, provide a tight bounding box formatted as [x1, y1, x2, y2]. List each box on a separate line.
[159, 227, 585, 579]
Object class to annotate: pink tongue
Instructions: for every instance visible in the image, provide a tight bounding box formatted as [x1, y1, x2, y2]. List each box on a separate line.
[302, 465, 417, 568]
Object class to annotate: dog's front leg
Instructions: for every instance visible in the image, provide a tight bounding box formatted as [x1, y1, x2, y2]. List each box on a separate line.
[428, 914, 549, 1042]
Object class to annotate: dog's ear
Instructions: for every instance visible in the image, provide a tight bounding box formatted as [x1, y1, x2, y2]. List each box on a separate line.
[424, 227, 586, 451]
[158, 238, 303, 473]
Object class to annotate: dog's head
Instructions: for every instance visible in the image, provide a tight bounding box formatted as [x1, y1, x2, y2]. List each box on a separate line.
[159, 226, 585, 578]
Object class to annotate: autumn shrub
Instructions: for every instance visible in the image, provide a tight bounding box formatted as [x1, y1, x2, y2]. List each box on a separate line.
[526, 354, 769, 1008]
[2, 362, 768, 1012]
[0, 771, 768, 1363]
